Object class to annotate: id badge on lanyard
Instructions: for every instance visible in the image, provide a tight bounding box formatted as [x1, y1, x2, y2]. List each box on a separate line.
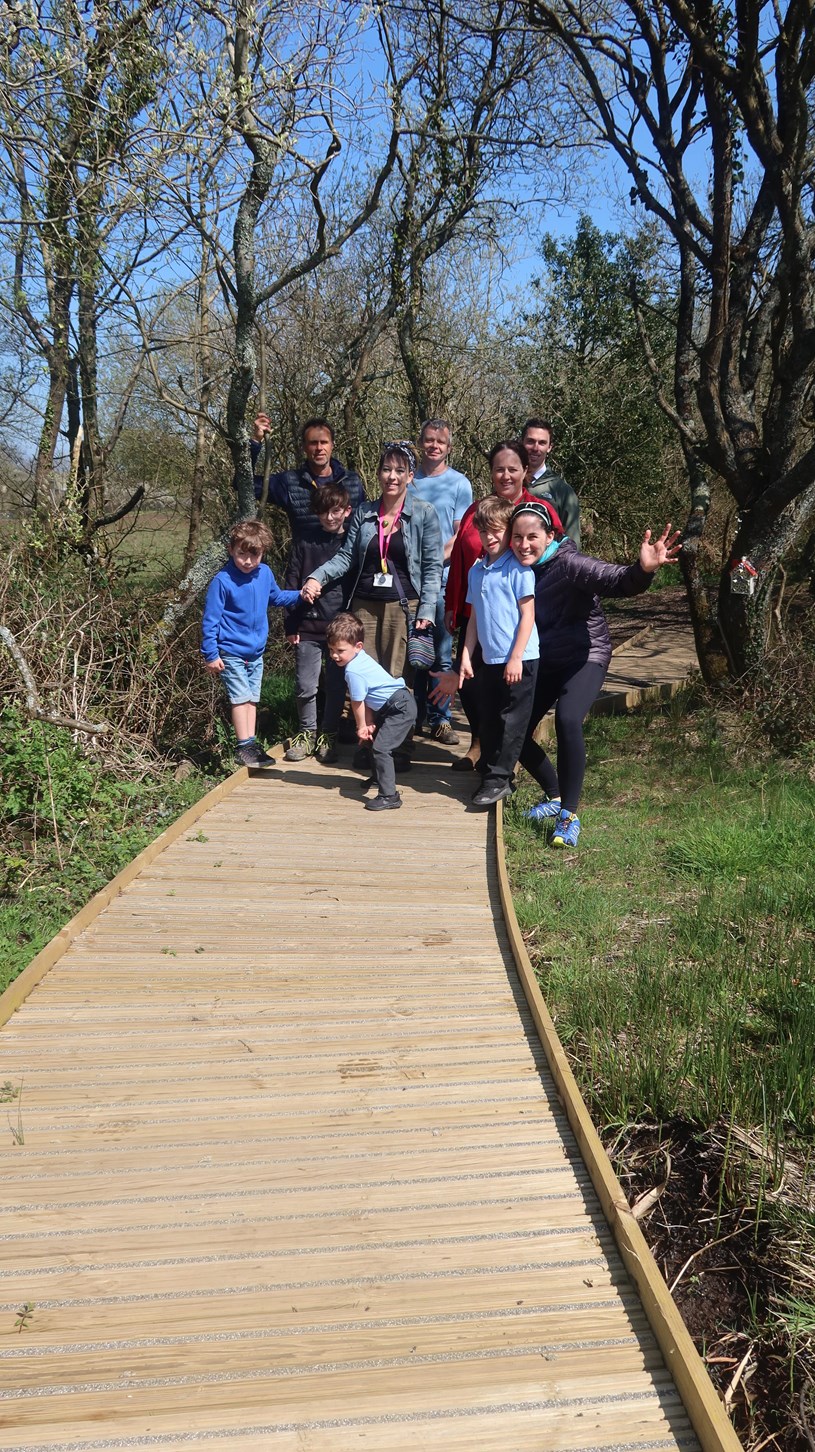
[375, 502, 403, 589]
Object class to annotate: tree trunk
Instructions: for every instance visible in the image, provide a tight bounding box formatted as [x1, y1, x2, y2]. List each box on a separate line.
[226, 281, 258, 518]
[184, 244, 215, 574]
[397, 301, 430, 433]
[674, 456, 731, 685]
[717, 480, 815, 677]
[76, 221, 106, 528]
[184, 412, 212, 576]
[33, 364, 68, 510]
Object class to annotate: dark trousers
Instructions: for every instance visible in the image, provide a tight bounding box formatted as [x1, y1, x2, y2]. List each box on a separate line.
[457, 634, 482, 741]
[294, 640, 346, 735]
[518, 659, 608, 812]
[372, 687, 417, 797]
[477, 660, 538, 788]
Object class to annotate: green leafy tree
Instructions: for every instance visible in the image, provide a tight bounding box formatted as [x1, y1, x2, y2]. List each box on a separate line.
[518, 217, 683, 550]
[528, 0, 815, 682]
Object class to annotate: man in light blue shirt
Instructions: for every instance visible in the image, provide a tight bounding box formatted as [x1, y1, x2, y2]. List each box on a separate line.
[410, 418, 473, 745]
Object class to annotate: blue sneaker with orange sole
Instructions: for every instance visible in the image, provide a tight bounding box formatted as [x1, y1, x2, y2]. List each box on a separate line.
[551, 810, 581, 848]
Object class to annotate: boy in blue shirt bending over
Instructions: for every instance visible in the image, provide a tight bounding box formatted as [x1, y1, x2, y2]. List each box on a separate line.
[202, 520, 301, 768]
[326, 612, 417, 812]
[461, 496, 539, 808]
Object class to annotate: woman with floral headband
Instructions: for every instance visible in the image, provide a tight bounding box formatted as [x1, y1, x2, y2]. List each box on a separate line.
[431, 499, 680, 843]
[510, 500, 681, 848]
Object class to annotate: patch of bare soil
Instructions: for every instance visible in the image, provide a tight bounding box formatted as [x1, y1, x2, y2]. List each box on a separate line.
[605, 1120, 815, 1450]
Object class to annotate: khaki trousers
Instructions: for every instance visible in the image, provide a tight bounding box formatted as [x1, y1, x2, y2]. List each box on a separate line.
[351, 596, 412, 682]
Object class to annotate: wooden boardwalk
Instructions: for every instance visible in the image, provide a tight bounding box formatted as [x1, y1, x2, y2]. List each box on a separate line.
[0, 694, 736, 1448]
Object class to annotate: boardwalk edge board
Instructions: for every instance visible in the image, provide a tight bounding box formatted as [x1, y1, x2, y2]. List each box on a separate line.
[494, 792, 742, 1452]
[0, 766, 248, 1028]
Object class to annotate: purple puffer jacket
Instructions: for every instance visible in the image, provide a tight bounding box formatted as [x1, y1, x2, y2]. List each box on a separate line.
[533, 538, 654, 670]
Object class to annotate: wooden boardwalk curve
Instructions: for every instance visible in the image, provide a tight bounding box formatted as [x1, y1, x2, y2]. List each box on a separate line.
[1, 637, 738, 1451]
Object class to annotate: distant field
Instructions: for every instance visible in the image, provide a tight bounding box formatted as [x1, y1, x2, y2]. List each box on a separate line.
[109, 509, 192, 576]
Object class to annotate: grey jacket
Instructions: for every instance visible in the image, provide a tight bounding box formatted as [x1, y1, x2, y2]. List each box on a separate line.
[312, 494, 443, 622]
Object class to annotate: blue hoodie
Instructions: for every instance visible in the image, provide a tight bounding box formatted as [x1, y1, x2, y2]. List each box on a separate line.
[201, 560, 301, 662]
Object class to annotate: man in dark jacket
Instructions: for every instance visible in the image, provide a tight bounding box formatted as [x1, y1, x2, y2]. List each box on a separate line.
[263, 418, 366, 545]
[521, 417, 581, 548]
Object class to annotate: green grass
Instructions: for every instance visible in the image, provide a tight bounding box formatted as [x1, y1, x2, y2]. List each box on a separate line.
[259, 664, 299, 742]
[0, 708, 222, 992]
[110, 511, 190, 581]
[504, 707, 815, 1144]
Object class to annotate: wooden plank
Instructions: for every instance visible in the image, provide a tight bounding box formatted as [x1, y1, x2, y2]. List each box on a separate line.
[0, 1354, 680, 1430]
[0, 1224, 612, 1299]
[0, 747, 724, 1451]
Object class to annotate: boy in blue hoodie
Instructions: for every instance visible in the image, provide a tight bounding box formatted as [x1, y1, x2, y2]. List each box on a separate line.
[201, 520, 301, 768]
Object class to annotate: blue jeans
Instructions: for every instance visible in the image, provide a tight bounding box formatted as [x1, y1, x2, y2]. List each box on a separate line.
[220, 654, 264, 705]
[413, 587, 454, 728]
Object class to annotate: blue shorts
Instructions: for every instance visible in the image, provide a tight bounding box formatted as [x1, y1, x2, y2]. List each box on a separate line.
[220, 654, 264, 705]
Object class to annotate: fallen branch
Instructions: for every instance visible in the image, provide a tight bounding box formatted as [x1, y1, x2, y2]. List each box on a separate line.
[801, 1376, 815, 1452]
[668, 1223, 749, 1295]
[0, 625, 110, 735]
[723, 1342, 754, 1410]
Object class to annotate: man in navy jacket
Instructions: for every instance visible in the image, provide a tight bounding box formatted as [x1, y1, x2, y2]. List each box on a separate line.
[260, 417, 366, 545]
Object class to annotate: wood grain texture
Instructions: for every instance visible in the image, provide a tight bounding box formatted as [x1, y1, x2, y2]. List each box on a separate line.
[0, 724, 730, 1450]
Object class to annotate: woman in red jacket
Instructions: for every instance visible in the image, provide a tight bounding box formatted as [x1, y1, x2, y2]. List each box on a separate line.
[443, 441, 560, 770]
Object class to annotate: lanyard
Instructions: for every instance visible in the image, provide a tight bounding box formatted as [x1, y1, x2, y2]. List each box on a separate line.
[378, 500, 404, 574]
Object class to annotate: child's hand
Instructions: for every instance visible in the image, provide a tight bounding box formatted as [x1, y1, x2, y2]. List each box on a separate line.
[301, 578, 321, 602]
[357, 723, 375, 742]
[204, 657, 225, 675]
[459, 652, 474, 684]
[285, 634, 300, 645]
[504, 655, 522, 685]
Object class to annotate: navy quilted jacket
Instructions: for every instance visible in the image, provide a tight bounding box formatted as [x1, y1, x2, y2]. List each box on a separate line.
[533, 538, 654, 669]
[265, 458, 366, 544]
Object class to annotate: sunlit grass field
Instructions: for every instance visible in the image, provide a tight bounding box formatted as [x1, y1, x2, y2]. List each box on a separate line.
[504, 703, 815, 1145]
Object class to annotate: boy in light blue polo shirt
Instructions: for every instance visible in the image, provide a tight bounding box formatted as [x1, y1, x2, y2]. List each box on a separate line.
[326, 612, 417, 812]
[460, 496, 539, 808]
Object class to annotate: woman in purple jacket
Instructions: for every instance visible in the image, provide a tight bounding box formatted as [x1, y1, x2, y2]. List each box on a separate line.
[511, 501, 681, 849]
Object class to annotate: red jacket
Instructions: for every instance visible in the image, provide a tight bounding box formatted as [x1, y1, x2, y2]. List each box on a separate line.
[444, 490, 563, 627]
